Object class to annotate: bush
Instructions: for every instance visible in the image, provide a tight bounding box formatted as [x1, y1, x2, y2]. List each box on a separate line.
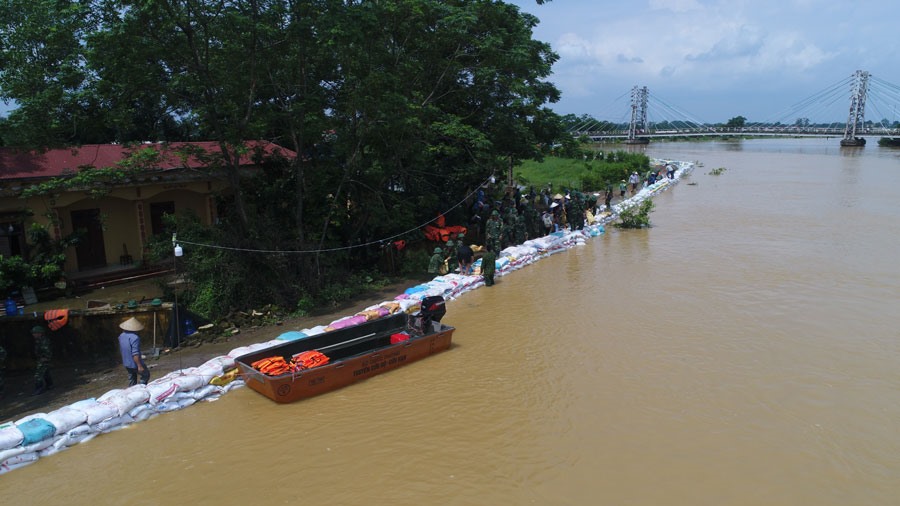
[616, 199, 655, 229]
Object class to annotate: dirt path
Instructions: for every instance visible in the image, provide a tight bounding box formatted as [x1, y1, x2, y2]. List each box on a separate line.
[0, 277, 428, 423]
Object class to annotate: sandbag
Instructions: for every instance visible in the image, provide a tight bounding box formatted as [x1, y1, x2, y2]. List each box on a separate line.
[44, 407, 88, 435]
[0, 446, 26, 465]
[191, 384, 222, 401]
[94, 414, 135, 433]
[18, 418, 56, 445]
[98, 386, 151, 416]
[276, 331, 308, 341]
[146, 381, 178, 404]
[0, 423, 24, 450]
[210, 367, 240, 387]
[0, 451, 38, 470]
[72, 397, 120, 425]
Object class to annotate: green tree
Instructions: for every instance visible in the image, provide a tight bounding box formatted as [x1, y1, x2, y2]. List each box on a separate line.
[725, 116, 747, 128]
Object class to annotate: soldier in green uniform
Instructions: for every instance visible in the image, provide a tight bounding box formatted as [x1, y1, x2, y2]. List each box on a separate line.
[444, 238, 457, 273]
[32, 325, 53, 395]
[428, 247, 446, 275]
[514, 211, 527, 245]
[485, 210, 502, 254]
[524, 201, 541, 240]
[480, 245, 497, 286]
[502, 208, 516, 248]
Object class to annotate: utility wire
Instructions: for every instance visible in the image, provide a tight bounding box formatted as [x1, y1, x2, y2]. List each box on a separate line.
[178, 174, 495, 255]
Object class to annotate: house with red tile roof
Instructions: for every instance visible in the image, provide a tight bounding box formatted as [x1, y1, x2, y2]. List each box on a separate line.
[0, 141, 294, 283]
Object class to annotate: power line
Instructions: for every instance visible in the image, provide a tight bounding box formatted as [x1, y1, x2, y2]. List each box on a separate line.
[177, 174, 495, 255]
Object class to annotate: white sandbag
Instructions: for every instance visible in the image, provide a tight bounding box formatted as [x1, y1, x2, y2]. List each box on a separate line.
[94, 414, 135, 433]
[73, 399, 119, 425]
[39, 444, 62, 458]
[0, 446, 26, 465]
[131, 408, 156, 423]
[304, 325, 327, 336]
[196, 361, 225, 380]
[128, 404, 153, 419]
[222, 380, 245, 393]
[22, 435, 59, 453]
[0, 423, 24, 450]
[228, 341, 274, 358]
[44, 406, 88, 435]
[66, 424, 95, 437]
[166, 369, 208, 392]
[98, 386, 151, 416]
[204, 355, 236, 371]
[1, 451, 38, 468]
[154, 396, 195, 413]
[191, 384, 222, 401]
[146, 380, 178, 404]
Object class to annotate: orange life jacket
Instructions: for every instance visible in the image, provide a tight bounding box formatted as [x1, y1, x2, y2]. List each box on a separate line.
[251, 356, 295, 376]
[44, 309, 69, 331]
[291, 350, 329, 370]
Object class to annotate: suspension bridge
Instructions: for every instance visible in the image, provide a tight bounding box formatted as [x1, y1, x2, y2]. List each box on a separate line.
[574, 70, 900, 147]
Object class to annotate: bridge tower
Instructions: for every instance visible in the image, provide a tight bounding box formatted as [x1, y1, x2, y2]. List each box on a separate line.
[626, 86, 650, 145]
[841, 70, 869, 147]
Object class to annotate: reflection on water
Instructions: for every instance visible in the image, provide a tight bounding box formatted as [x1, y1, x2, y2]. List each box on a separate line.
[3, 139, 900, 506]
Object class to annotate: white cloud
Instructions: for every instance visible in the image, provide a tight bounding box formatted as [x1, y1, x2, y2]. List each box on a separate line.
[511, 0, 900, 120]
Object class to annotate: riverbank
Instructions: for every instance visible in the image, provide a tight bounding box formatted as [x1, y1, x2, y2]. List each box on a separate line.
[0, 276, 428, 423]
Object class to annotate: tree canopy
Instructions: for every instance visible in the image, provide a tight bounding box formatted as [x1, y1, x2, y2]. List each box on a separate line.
[0, 0, 563, 316]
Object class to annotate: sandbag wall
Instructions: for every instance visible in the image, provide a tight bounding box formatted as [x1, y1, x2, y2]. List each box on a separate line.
[0, 159, 693, 475]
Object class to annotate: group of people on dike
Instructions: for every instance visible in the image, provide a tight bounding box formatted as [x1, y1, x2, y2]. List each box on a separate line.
[425, 163, 678, 285]
[0, 315, 154, 401]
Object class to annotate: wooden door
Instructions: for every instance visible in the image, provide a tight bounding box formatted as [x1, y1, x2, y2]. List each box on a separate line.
[71, 208, 107, 269]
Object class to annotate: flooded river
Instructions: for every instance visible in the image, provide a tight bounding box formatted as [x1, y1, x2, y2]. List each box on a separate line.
[2, 138, 899, 505]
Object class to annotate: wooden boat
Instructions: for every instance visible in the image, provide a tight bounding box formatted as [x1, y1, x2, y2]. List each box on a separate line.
[234, 296, 454, 403]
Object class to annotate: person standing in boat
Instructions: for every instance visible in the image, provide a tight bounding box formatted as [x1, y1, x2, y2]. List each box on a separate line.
[118, 317, 151, 386]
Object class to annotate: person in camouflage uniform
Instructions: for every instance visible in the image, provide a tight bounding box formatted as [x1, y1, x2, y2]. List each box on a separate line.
[444, 238, 457, 273]
[428, 247, 446, 275]
[480, 245, 497, 286]
[32, 325, 53, 395]
[570, 192, 585, 230]
[524, 201, 541, 240]
[502, 208, 516, 248]
[514, 211, 527, 245]
[485, 210, 503, 254]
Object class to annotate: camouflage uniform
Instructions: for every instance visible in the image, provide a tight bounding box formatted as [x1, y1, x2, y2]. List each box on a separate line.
[524, 203, 541, 239]
[501, 209, 516, 248]
[514, 213, 527, 245]
[32, 325, 53, 395]
[444, 240, 457, 273]
[485, 212, 503, 254]
[428, 247, 445, 275]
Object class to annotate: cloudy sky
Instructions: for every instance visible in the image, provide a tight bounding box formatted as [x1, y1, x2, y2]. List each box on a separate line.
[509, 0, 900, 125]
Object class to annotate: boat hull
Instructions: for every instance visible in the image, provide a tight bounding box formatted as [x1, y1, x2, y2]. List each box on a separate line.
[235, 313, 454, 403]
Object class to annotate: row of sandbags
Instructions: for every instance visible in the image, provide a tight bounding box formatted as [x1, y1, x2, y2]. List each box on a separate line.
[0, 355, 244, 474]
[0, 159, 694, 475]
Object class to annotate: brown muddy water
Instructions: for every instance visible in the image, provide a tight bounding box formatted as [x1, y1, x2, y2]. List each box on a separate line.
[2, 138, 899, 505]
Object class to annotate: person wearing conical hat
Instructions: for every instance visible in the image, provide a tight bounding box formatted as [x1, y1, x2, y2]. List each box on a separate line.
[118, 316, 150, 386]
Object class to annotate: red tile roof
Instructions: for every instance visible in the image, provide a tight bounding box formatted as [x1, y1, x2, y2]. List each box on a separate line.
[0, 141, 295, 181]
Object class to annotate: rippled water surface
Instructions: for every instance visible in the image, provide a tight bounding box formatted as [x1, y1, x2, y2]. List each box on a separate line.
[3, 138, 899, 505]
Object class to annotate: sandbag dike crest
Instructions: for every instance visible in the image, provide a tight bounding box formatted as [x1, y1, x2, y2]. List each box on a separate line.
[0, 159, 694, 475]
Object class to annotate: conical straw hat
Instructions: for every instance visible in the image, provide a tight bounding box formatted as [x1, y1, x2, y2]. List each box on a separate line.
[119, 316, 144, 332]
